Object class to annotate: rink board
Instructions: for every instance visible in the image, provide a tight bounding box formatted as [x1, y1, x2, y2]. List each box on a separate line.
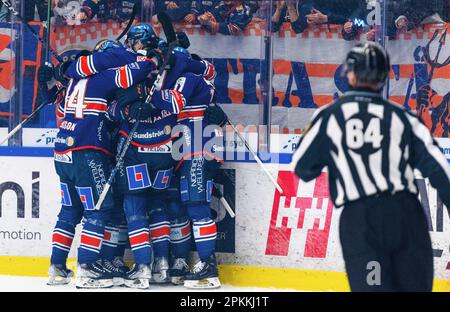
[0, 143, 448, 291]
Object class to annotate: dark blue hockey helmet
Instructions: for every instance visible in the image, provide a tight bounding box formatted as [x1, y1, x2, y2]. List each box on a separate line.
[173, 46, 191, 58]
[94, 39, 122, 53]
[126, 23, 159, 50]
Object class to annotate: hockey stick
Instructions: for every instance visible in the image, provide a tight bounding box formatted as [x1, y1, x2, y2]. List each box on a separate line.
[94, 12, 178, 210]
[213, 182, 235, 218]
[214, 104, 284, 194]
[115, 3, 137, 42]
[1, 0, 63, 63]
[0, 87, 65, 146]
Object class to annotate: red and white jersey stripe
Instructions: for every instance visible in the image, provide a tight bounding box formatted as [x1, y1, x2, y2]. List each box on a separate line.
[129, 228, 150, 251]
[192, 220, 217, 243]
[80, 229, 103, 253]
[177, 104, 207, 122]
[76, 55, 98, 78]
[52, 228, 75, 252]
[115, 65, 133, 89]
[150, 221, 170, 244]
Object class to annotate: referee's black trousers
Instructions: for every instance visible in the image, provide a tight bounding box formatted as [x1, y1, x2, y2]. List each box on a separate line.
[339, 191, 434, 292]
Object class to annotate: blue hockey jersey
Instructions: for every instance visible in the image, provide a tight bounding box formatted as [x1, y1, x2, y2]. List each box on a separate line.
[55, 57, 157, 155]
[151, 72, 223, 162]
[66, 46, 139, 80]
[116, 50, 215, 148]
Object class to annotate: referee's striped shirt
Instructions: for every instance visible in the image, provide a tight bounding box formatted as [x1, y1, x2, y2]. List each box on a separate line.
[290, 90, 450, 209]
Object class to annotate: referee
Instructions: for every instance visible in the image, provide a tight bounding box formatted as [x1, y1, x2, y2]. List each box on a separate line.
[290, 42, 450, 292]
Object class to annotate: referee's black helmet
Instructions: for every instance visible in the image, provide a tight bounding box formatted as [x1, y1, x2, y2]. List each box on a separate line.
[343, 42, 391, 89]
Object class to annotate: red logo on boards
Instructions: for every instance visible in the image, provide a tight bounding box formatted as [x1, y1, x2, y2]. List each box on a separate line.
[265, 171, 334, 258]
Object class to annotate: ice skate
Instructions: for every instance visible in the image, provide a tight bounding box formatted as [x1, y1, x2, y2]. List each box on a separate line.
[150, 257, 170, 284]
[169, 258, 190, 285]
[102, 258, 126, 286]
[75, 260, 114, 289]
[47, 264, 74, 285]
[184, 255, 221, 289]
[123, 263, 151, 289]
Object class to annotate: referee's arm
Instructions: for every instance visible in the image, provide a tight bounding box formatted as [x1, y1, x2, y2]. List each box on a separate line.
[290, 111, 328, 181]
[406, 113, 450, 212]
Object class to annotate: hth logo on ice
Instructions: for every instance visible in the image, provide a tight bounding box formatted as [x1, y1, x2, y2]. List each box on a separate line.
[265, 171, 334, 258]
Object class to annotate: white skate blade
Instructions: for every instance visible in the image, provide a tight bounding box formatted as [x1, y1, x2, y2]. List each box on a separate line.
[124, 278, 150, 289]
[47, 276, 72, 286]
[113, 277, 125, 286]
[150, 272, 169, 284]
[170, 276, 185, 285]
[184, 277, 221, 289]
[75, 277, 114, 289]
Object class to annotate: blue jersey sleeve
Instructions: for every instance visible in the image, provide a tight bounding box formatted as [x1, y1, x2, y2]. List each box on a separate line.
[93, 57, 158, 94]
[65, 47, 138, 79]
[152, 74, 203, 113]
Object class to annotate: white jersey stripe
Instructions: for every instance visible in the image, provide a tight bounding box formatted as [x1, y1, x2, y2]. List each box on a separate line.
[349, 150, 377, 196]
[327, 115, 359, 201]
[368, 149, 388, 191]
[389, 112, 405, 191]
[406, 114, 450, 181]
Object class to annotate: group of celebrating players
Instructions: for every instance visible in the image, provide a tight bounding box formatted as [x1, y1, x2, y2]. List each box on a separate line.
[37, 21, 227, 290]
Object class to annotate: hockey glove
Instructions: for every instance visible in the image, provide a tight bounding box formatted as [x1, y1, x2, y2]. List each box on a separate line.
[176, 31, 191, 49]
[204, 104, 227, 127]
[116, 86, 141, 108]
[38, 63, 55, 85]
[128, 101, 154, 121]
[54, 60, 72, 85]
[146, 48, 165, 70]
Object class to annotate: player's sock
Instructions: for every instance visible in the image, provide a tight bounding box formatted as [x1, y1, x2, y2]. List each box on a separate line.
[149, 211, 170, 259]
[115, 223, 129, 257]
[128, 220, 152, 264]
[101, 225, 119, 261]
[78, 221, 104, 264]
[51, 220, 76, 265]
[192, 218, 217, 262]
[170, 217, 192, 259]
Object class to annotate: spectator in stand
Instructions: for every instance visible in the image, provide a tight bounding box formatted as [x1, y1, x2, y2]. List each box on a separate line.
[153, 0, 190, 22]
[443, 0, 450, 23]
[24, 0, 51, 22]
[113, 0, 139, 24]
[271, 0, 305, 33]
[292, 0, 366, 34]
[386, 0, 445, 38]
[184, 0, 219, 25]
[53, 0, 85, 25]
[0, 1, 11, 22]
[197, 0, 253, 35]
[340, 0, 374, 41]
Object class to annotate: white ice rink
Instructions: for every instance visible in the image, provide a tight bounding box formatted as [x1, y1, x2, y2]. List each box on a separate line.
[0, 275, 294, 292]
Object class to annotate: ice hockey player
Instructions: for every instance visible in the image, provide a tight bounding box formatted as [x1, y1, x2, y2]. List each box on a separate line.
[291, 42, 450, 292]
[47, 43, 160, 288]
[146, 50, 225, 289]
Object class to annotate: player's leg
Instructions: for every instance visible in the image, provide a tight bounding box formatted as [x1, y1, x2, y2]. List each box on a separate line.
[166, 177, 192, 285]
[73, 150, 115, 289]
[389, 193, 434, 291]
[115, 150, 155, 289]
[148, 196, 171, 283]
[100, 192, 128, 286]
[146, 159, 176, 284]
[48, 161, 83, 285]
[180, 155, 221, 289]
[339, 198, 394, 292]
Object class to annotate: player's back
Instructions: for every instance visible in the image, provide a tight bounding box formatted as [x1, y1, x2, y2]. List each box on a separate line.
[293, 89, 448, 207]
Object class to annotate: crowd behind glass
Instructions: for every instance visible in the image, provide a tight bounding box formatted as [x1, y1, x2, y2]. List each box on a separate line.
[0, 1, 448, 40]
